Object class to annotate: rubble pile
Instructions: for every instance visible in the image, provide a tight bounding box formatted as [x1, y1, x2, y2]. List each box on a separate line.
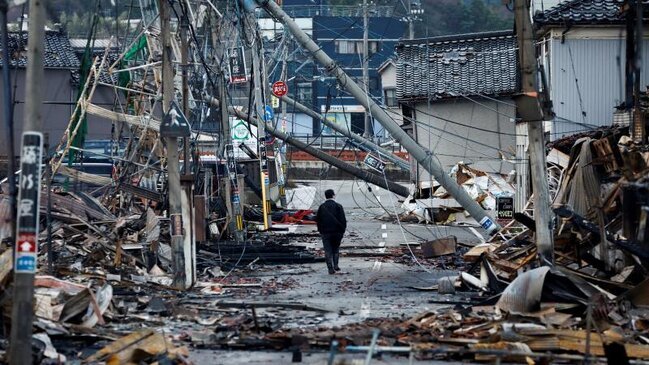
[204, 127, 649, 363]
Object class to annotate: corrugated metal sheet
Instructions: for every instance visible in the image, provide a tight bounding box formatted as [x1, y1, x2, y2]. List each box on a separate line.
[548, 38, 649, 139]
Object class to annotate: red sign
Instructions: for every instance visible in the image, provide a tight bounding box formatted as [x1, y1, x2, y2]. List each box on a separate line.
[17, 233, 36, 253]
[272, 81, 288, 97]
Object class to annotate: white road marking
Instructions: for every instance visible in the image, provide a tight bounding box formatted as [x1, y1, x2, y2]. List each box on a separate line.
[360, 241, 387, 320]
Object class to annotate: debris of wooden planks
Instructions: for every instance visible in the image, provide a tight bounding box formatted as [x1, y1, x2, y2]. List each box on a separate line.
[420, 236, 456, 257]
[84, 329, 189, 364]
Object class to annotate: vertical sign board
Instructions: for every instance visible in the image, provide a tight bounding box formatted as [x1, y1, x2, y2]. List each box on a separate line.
[496, 196, 514, 221]
[228, 47, 248, 84]
[15, 132, 43, 273]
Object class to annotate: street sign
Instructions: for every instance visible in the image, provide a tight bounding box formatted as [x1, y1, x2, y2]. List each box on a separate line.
[271, 95, 280, 108]
[15, 132, 43, 274]
[496, 196, 514, 220]
[263, 105, 274, 121]
[228, 46, 248, 84]
[232, 120, 251, 141]
[160, 100, 191, 138]
[272, 81, 288, 97]
[364, 153, 386, 173]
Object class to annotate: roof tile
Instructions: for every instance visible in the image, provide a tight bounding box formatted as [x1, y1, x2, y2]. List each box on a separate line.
[395, 30, 519, 101]
[0, 30, 80, 69]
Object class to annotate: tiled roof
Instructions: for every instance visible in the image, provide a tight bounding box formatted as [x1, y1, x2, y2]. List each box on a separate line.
[534, 0, 649, 25]
[395, 30, 519, 101]
[0, 30, 80, 69]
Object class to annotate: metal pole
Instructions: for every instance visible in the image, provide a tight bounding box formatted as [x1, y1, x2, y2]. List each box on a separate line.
[362, 0, 371, 139]
[181, 15, 190, 175]
[206, 95, 410, 196]
[220, 77, 245, 242]
[513, 0, 554, 265]
[159, 0, 188, 289]
[9, 0, 45, 363]
[254, 0, 500, 234]
[0, 0, 15, 255]
[281, 95, 409, 170]
[243, 10, 272, 230]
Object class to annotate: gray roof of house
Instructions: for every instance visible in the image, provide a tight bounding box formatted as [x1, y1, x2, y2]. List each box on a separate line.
[0, 31, 80, 69]
[534, 0, 649, 25]
[395, 30, 519, 101]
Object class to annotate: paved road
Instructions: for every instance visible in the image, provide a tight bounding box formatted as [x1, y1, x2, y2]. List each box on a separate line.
[189, 179, 487, 364]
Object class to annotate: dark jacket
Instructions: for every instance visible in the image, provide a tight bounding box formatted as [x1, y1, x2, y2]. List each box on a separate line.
[316, 199, 346, 235]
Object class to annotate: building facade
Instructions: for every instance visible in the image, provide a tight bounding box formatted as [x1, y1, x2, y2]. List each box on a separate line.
[260, 0, 406, 139]
[395, 31, 519, 192]
[535, 0, 649, 139]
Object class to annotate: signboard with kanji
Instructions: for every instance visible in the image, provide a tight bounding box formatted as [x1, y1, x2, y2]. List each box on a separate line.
[364, 153, 386, 173]
[497, 196, 514, 220]
[228, 47, 248, 84]
[14, 132, 43, 273]
[271, 81, 288, 97]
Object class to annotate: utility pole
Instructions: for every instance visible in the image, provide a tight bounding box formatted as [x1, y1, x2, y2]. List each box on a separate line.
[159, 0, 188, 289]
[277, 44, 288, 207]
[513, 0, 554, 265]
[221, 75, 245, 241]
[241, 5, 272, 230]
[179, 7, 196, 288]
[9, 0, 45, 363]
[362, 0, 372, 139]
[408, 0, 414, 39]
[626, 0, 645, 143]
[255, 0, 501, 234]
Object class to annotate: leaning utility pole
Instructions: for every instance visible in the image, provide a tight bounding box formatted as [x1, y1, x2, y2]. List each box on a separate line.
[159, 0, 188, 289]
[9, 0, 45, 363]
[362, 0, 372, 139]
[254, 0, 500, 234]
[513, 0, 554, 265]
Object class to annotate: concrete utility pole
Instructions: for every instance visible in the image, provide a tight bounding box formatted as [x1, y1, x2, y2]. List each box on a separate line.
[277, 45, 288, 207]
[179, 8, 196, 288]
[243, 9, 272, 230]
[626, 0, 645, 143]
[9, 0, 45, 363]
[362, 0, 372, 139]
[281, 95, 410, 170]
[254, 0, 500, 234]
[513, 0, 554, 265]
[220, 79, 246, 242]
[159, 0, 189, 289]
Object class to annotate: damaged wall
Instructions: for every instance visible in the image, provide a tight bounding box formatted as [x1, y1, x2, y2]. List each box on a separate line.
[411, 96, 516, 188]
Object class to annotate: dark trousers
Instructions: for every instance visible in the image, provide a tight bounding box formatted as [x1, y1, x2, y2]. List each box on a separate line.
[322, 232, 343, 273]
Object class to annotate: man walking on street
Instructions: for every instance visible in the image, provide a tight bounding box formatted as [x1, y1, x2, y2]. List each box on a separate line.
[316, 189, 347, 274]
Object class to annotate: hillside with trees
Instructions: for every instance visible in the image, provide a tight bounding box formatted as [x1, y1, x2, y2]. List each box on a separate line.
[10, 0, 512, 38]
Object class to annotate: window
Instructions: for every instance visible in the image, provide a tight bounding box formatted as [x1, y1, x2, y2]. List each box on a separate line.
[384, 88, 397, 107]
[335, 40, 380, 55]
[297, 82, 312, 104]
